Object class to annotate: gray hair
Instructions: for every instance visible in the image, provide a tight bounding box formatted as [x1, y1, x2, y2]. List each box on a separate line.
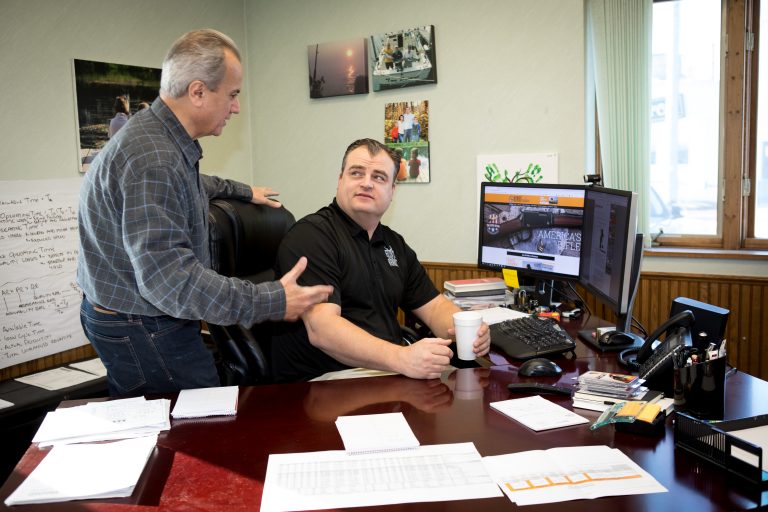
[160, 29, 241, 99]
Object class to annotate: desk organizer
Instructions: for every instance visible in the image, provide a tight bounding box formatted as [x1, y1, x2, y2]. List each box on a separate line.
[675, 412, 768, 489]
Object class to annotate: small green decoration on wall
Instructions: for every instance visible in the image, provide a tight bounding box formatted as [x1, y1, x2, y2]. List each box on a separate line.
[484, 162, 543, 183]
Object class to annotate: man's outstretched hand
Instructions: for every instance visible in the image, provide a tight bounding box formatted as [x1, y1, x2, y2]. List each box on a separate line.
[280, 256, 333, 321]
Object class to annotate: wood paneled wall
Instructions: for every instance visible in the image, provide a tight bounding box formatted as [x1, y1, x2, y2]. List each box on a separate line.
[419, 262, 768, 381]
[2, 263, 766, 382]
[0, 344, 96, 382]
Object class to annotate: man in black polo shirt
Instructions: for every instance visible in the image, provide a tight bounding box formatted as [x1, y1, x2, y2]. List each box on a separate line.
[272, 138, 490, 382]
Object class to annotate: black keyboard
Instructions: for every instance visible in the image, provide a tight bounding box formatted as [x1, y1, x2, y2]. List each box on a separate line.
[490, 316, 576, 359]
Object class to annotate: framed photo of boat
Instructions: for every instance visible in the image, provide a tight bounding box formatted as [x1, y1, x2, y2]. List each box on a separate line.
[370, 25, 437, 92]
[307, 38, 369, 99]
[386, 100, 430, 183]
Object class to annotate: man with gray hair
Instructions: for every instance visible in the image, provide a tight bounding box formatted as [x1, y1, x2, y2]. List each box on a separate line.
[78, 29, 332, 397]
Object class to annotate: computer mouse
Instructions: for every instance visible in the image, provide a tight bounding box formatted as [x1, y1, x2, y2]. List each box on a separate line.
[518, 357, 562, 377]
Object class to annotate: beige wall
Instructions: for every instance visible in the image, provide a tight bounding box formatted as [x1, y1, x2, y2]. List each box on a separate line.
[245, 0, 587, 265]
[0, 0, 764, 276]
[0, 0, 252, 184]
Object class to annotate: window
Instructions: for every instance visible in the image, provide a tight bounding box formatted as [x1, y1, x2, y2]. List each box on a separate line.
[650, 0, 720, 239]
[647, 0, 767, 249]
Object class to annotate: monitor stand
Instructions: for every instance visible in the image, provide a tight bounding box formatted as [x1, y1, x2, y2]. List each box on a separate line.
[578, 233, 645, 353]
[532, 278, 554, 309]
[578, 313, 643, 352]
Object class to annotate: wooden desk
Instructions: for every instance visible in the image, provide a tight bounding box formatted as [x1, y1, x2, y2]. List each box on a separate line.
[1, 337, 767, 510]
[0, 368, 107, 484]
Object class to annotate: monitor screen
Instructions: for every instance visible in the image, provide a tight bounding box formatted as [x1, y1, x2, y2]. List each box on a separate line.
[579, 187, 638, 315]
[477, 182, 586, 281]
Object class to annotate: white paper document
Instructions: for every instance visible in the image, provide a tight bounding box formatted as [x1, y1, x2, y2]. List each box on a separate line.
[260, 442, 502, 512]
[490, 395, 589, 431]
[4, 434, 157, 506]
[0, 398, 13, 410]
[310, 367, 397, 381]
[15, 367, 101, 390]
[477, 306, 528, 325]
[170, 385, 238, 419]
[335, 412, 419, 454]
[482, 445, 667, 506]
[33, 397, 171, 446]
[729, 424, 768, 471]
[69, 358, 107, 377]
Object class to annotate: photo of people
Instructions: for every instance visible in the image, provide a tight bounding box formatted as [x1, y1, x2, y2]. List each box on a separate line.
[308, 38, 368, 99]
[385, 100, 430, 183]
[73, 59, 161, 173]
[370, 25, 437, 91]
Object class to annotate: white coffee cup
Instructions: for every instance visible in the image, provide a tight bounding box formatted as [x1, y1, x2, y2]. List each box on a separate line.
[453, 311, 482, 361]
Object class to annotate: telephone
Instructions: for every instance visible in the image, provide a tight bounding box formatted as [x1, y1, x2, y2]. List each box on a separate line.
[618, 310, 695, 395]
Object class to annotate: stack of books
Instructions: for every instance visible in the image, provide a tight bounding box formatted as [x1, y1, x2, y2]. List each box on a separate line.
[444, 277, 506, 297]
[572, 371, 662, 412]
[444, 278, 512, 309]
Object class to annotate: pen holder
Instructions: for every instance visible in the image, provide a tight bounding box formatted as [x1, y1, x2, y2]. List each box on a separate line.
[673, 356, 726, 420]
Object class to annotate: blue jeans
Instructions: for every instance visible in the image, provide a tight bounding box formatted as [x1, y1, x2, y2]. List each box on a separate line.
[80, 297, 219, 397]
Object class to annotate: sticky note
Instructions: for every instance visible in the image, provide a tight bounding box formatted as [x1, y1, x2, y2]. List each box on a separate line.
[502, 269, 519, 288]
[616, 401, 645, 417]
[635, 403, 662, 423]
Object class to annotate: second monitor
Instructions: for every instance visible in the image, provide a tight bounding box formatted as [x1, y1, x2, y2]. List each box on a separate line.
[578, 187, 641, 349]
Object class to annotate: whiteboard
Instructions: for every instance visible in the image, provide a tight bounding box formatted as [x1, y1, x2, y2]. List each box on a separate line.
[0, 178, 89, 369]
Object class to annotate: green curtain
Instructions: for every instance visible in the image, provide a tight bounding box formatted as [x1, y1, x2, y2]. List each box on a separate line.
[587, 0, 652, 237]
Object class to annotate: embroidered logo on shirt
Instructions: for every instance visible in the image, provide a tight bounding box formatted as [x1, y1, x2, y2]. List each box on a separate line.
[384, 245, 398, 267]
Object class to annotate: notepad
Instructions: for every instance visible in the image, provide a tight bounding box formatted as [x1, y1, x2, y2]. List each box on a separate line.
[4, 434, 157, 506]
[171, 386, 238, 419]
[490, 395, 589, 431]
[335, 412, 420, 454]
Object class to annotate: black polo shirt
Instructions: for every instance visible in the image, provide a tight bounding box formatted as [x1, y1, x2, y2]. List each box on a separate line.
[271, 199, 439, 382]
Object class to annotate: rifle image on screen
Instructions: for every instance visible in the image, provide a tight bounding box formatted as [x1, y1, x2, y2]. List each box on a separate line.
[484, 208, 583, 247]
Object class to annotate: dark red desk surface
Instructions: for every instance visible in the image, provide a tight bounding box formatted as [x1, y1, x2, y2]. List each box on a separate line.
[2, 329, 767, 511]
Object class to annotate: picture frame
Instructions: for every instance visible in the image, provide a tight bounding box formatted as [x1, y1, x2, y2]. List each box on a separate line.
[370, 25, 437, 92]
[308, 38, 368, 99]
[72, 59, 160, 173]
[385, 100, 430, 183]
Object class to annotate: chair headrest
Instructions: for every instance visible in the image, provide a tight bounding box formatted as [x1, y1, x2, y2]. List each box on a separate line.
[208, 199, 295, 281]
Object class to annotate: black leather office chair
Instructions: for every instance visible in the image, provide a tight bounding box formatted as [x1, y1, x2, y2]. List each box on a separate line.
[207, 198, 295, 385]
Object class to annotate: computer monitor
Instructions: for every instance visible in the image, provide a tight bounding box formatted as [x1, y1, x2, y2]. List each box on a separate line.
[477, 182, 586, 304]
[578, 187, 640, 339]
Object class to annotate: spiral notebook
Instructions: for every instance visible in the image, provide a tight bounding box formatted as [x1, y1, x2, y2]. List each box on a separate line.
[335, 412, 420, 454]
[171, 386, 238, 419]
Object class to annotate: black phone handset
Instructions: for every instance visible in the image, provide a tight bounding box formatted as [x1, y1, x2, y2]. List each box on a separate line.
[619, 310, 695, 395]
[636, 310, 695, 364]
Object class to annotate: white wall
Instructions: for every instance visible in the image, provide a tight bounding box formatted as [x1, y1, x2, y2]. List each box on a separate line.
[0, 0, 252, 184]
[245, 0, 586, 264]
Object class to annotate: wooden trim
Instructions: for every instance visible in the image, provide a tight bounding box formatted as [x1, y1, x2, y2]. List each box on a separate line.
[722, 0, 747, 249]
[4, 262, 765, 384]
[644, 247, 768, 259]
[746, 0, 760, 238]
[745, 238, 768, 249]
[0, 345, 97, 383]
[653, 235, 724, 249]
